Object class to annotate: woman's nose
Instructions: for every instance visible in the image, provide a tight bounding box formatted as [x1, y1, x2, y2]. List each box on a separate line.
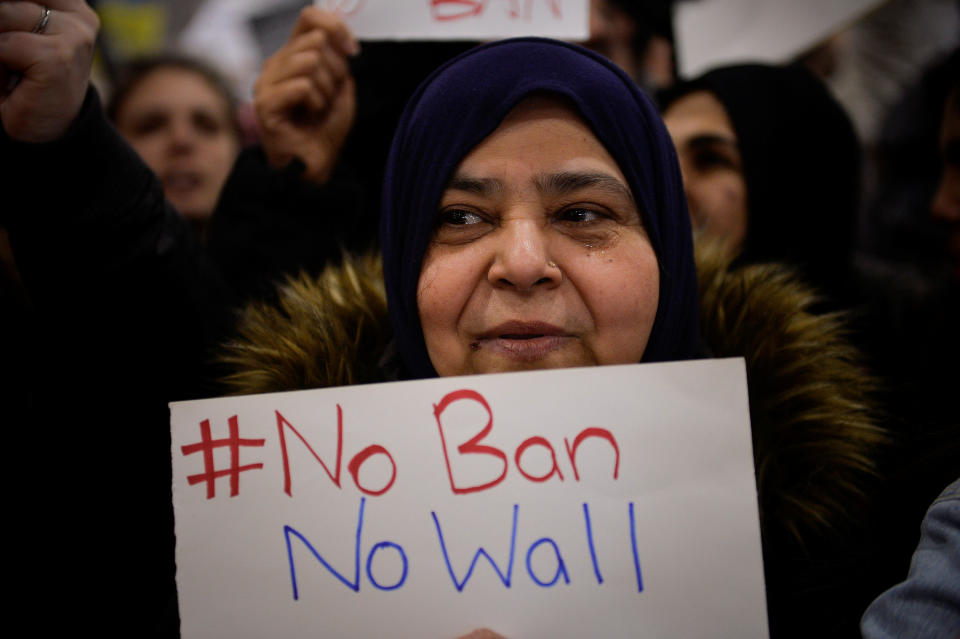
[487, 218, 562, 291]
[168, 119, 197, 154]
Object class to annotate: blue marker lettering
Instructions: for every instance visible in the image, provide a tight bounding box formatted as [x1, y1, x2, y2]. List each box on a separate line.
[629, 501, 644, 592]
[526, 537, 570, 587]
[284, 497, 366, 599]
[366, 541, 408, 591]
[432, 504, 518, 591]
[583, 502, 604, 584]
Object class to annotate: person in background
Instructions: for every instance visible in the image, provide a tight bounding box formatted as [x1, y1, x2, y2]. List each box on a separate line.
[931, 70, 960, 281]
[107, 55, 242, 239]
[204, 9, 478, 303]
[859, 71, 960, 639]
[659, 63, 861, 306]
[586, 0, 676, 92]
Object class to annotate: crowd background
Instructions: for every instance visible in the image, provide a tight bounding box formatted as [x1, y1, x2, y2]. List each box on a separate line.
[1, 0, 958, 637]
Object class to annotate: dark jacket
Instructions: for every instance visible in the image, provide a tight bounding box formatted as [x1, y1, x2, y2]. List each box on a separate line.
[2, 88, 223, 636]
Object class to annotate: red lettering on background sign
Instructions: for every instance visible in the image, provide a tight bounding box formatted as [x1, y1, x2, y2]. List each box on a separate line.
[431, 0, 484, 21]
[430, 0, 563, 22]
[324, 0, 365, 17]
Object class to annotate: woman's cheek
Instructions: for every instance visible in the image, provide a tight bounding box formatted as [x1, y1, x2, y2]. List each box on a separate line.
[581, 237, 659, 364]
[417, 247, 473, 375]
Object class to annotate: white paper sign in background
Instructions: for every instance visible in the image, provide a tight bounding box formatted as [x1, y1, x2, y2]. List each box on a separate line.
[674, 0, 885, 77]
[171, 358, 767, 638]
[316, 0, 589, 40]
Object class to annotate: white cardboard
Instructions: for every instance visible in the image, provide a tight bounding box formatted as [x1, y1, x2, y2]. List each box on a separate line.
[316, 0, 589, 40]
[675, 0, 884, 77]
[171, 358, 767, 638]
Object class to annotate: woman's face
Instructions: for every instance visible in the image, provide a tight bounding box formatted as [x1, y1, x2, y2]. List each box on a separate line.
[114, 67, 240, 229]
[662, 90, 748, 254]
[417, 98, 660, 377]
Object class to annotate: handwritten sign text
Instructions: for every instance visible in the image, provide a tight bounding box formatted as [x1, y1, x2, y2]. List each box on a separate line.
[171, 359, 768, 638]
[316, 0, 590, 40]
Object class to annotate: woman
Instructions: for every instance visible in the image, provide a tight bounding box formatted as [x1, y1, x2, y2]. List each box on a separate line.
[380, 38, 700, 378]
[659, 64, 861, 305]
[108, 55, 242, 237]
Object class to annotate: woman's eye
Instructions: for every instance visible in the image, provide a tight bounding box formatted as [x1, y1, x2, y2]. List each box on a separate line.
[193, 112, 224, 136]
[432, 207, 492, 244]
[692, 148, 737, 171]
[557, 207, 603, 223]
[439, 209, 484, 226]
[130, 113, 167, 137]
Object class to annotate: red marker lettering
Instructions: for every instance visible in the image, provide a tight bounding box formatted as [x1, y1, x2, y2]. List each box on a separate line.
[514, 436, 564, 483]
[434, 389, 508, 494]
[430, 0, 484, 21]
[276, 408, 343, 496]
[347, 445, 397, 496]
[564, 427, 620, 481]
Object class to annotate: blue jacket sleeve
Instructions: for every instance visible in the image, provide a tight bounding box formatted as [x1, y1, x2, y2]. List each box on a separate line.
[861, 478, 960, 639]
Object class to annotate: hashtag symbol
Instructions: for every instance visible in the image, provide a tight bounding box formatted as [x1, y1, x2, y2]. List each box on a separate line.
[181, 416, 265, 499]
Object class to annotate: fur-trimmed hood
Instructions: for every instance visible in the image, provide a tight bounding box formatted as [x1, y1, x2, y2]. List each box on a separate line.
[219, 247, 885, 552]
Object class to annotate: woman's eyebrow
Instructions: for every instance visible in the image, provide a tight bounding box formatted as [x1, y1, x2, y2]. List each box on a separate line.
[684, 134, 739, 153]
[444, 174, 504, 196]
[535, 171, 635, 203]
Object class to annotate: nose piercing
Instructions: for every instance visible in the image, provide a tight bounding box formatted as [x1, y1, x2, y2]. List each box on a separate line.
[547, 260, 558, 268]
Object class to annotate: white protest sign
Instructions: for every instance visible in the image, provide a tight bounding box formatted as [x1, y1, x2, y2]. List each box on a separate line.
[675, 0, 884, 77]
[171, 358, 767, 638]
[315, 0, 589, 40]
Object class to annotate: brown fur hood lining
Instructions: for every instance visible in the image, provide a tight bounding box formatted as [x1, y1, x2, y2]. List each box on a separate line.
[219, 247, 885, 549]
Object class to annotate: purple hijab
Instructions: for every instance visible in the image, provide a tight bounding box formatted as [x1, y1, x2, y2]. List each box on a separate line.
[380, 38, 700, 378]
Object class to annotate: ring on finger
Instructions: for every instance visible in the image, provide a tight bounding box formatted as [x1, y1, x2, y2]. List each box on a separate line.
[31, 5, 52, 34]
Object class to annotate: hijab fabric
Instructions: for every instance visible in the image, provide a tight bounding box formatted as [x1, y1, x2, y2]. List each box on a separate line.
[381, 38, 700, 378]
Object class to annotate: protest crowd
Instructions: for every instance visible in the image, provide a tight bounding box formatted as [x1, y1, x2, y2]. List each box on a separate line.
[1, 0, 958, 637]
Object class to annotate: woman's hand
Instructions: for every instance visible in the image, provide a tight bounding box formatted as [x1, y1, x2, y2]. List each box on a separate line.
[0, 0, 99, 142]
[254, 7, 358, 185]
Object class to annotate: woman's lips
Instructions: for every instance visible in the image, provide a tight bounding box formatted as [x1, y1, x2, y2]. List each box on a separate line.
[162, 170, 203, 194]
[472, 322, 572, 361]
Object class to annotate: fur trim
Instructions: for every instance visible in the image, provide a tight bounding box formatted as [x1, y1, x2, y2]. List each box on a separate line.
[696, 240, 886, 548]
[219, 254, 390, 394]
[219, 248, 885, 547]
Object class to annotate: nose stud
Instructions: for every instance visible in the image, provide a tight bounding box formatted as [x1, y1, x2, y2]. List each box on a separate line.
[545, 260, 562, 283]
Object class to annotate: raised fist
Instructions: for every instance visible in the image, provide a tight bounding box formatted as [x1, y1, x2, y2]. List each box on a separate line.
[0, 0, 99, 142]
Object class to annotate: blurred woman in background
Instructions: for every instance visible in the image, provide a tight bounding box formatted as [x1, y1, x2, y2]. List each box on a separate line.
[107, 55, 242, 238]
[660, 63, 861, 306]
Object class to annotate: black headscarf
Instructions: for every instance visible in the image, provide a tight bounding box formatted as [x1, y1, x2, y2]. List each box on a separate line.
[380, 38, 700, 378]
[661, 64, 861, 299]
